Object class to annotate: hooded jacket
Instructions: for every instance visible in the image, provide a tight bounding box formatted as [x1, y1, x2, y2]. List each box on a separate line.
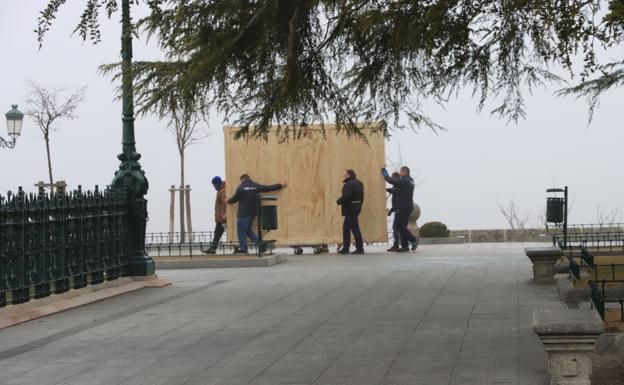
[228, 179, 283, 218]
[215, 182, 227, 223]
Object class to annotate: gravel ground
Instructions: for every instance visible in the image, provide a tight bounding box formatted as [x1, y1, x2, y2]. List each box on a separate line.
[592, 352, 624, 385]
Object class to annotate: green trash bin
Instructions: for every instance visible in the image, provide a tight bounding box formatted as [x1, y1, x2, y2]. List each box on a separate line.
[260, 205, 278, 231]
[259, 195, 279, 231]
[546, 197, 564, 223]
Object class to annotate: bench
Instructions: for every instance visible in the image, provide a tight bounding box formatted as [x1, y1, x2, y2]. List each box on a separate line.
[533, 309, 604, 385]
[526, 247, 563, 283]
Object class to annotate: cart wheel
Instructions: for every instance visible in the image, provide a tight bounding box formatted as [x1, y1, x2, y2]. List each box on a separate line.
[313, 247, 322, 255]
[320, 245, 329, 253]
[294, 247, 303, 255]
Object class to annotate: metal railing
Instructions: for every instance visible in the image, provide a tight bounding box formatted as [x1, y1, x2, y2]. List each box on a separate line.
[0, 186, 128, 307]
[146, 231, 215, 245]
[567, 223, 624, 233]
[565, 245, 624, 282]
[145, 231, 280, 257]
[146, 228, 397, 257]
[554, 232, 624, 255]
[146, 240, 275, 257]
[588, 280, 624, 321]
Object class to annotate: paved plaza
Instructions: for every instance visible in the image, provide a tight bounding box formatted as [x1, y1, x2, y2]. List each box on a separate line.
[0, 243, 562, 385]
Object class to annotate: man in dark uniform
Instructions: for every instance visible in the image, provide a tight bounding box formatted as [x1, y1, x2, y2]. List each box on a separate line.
[381, 166, 417, 252]
[227, 174, 286, 254]
[386, 172, 402, 252]
[336, 169, 365, 254]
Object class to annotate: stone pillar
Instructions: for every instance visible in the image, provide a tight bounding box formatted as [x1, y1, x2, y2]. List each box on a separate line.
[533, 310, 604, 385]
[525, 246, 563, 283]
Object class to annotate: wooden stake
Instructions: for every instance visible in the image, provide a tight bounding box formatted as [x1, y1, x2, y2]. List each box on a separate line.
[179, 185, 186, 243]
[185, 185, 193, 243]
[169, 185, 175, 243]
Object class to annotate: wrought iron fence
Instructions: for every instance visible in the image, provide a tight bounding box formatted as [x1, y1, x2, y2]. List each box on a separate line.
[567, 223, 624, 233]
[588, 280, 624, 322]
[146, 239, 275, 257]
[146, 231, 216, 245]
[0, 186, 128, 307]
[554, 231, 624, 255]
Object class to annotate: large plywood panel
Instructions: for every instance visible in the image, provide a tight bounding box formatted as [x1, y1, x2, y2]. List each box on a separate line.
[224, 124, 387, 245]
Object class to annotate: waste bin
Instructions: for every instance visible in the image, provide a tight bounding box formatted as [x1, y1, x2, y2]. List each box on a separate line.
[259, 195, 278, 231]
[546, 197, 565, 223]
[260, 205, 278, 230]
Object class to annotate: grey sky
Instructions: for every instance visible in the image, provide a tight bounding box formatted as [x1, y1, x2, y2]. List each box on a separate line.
[1, 1, 623, 233]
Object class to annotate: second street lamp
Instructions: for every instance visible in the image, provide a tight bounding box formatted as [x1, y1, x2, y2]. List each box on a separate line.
[3, 104, 24, 149]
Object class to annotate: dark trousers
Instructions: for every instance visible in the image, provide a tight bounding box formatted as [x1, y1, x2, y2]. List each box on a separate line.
[211, 222, 226, 249]
[343, 215, 364, 251]
[394, 209, 416, 248]
[392, 216, 401, 247]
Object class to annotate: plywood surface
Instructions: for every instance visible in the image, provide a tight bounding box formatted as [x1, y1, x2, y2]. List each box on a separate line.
[224, 124, 387, 245]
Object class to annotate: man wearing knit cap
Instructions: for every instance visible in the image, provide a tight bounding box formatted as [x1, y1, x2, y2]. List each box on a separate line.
[203, 176, 227, 254]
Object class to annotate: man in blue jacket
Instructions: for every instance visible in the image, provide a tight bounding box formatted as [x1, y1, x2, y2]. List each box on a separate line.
[381, 166, 417, 252]
[227, 174, 286, 254]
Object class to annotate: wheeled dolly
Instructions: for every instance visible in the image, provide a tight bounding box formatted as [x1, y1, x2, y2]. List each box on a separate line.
[289, 244, 330, 255]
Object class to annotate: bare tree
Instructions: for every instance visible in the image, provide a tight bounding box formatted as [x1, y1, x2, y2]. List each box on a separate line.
[595, 205, 622, 228]
[385, 143, 426, 187]
[498, 199, 531, 230]
[535, 203, 547, 229]
[169, 107, 207, 241]
[25, 81, 85, 188]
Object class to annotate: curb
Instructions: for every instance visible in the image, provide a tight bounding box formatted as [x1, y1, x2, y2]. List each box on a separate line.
[0, 275, 171, 329]
[155, 254, 288, 269]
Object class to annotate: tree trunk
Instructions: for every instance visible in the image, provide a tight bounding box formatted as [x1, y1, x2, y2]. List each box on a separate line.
[179, 150, 186, 243]
[44, 133, 54, 189]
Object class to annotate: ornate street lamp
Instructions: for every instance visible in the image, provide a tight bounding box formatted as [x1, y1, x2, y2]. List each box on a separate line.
[111, 0, 155, 276]
[3, 104, 24, 149]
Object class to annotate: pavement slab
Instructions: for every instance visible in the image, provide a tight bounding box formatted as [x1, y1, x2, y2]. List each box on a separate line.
[0, 243, 557, 385]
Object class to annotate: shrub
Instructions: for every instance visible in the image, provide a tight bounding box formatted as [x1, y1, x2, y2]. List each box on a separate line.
[419, 221, 450, 238]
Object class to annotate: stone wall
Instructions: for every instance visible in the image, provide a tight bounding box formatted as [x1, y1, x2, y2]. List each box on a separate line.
[450, 228, 552, 243]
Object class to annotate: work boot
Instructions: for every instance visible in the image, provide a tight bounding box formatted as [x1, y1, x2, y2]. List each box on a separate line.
[398, 247, 410, 252]
[202, 247, 216, 255]
[337, 248, 350, 255]
[387, 246, 400, 252]
[233, 247, 248, 255]
[410, 239, 419, 251]
[258, 242, 268, 254]
[351, 249, 365, 255]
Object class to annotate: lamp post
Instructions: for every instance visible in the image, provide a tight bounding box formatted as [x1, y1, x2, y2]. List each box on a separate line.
[111, 0, 154, 276]
[2, 104, 24, 149]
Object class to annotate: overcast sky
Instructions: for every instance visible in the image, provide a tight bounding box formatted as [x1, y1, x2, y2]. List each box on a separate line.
[1, 1, 623, 233]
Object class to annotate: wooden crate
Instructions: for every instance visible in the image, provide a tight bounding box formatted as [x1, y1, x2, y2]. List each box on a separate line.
[224, 124, 388, 245]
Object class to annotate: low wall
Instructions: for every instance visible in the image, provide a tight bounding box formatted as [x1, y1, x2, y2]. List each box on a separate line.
[450, 228, 551, 243]
[419, 236, 466, 245]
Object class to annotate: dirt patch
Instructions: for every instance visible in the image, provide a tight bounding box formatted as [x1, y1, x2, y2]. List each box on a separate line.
[592, 352, 624, 385]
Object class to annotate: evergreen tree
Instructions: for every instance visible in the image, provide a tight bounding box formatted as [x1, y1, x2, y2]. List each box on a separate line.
[38, 1, 623, 137]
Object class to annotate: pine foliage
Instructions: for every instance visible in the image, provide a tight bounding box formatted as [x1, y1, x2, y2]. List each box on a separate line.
[38, 1, 623, 138]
